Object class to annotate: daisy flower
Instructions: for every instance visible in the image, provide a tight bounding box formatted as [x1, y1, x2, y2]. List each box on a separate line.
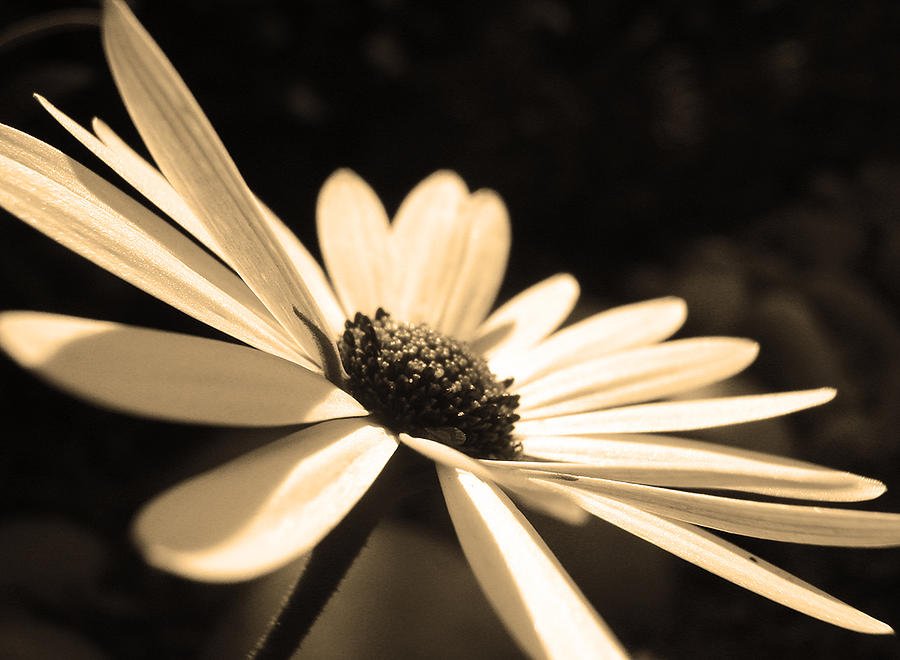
[1, 2, 898, 657]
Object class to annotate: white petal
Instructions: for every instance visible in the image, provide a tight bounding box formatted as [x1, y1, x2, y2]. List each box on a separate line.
[556, 486, 893, 634]
[0, 122, 304, 365]
[398, 434, 588, 524]
[92, 116, 214, 242]
[102, 1, 329, 357]
[517, 337, 759, 416]
[36, 96, 228, 263]
[134, 419, 398, 582]
[514, 435, 885, 501]
[64, 106, 348, 339]
[491, 296, 687, 386]
[540, 477, 900, 547]
[0, 312, 366, 426]
[473, 273, 580, 358]
[390, 170, 470, 325]
[514, 388, 837, 435]
[431, 189, 511, 339]
[438, 467, 628, 659]
[316, 169, 393, 319]
[258, 200, 348, 338]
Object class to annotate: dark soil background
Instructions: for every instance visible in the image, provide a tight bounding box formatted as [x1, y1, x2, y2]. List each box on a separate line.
[1, 1, 899, 658]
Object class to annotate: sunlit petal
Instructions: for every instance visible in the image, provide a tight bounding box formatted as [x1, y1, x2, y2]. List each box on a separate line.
[96, 108, 346, 339]
[259, 201, 347, 338]
[515, 388, 836, 435]
[438, 467, 628, 659]
[537, 477, 900, 547]
[64, 105, 348, 338]
[491, 296, 687, 385]
[0, 122, 304, 365]
[102, 0, 328, 356]
[317, 168, 393, 319]
[390, 170, 470, 325]
[36, 96, 226, 262]
[515, 434, 884, 501]
[434, 190, 510, 339]
[134, 419, 398, 582]
[554, 486, 893, 634]
[398, 434, 587, 524]
[0, 312, 366, 426]
[473, 273, 579, 358]
[517, 337, 758, 416]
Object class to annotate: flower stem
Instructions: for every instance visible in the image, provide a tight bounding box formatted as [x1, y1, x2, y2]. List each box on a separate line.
[249, 444, 427, 660]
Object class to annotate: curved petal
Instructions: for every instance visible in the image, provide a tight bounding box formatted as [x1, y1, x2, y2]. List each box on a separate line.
[44, 102, 348, 339]
[541, 477, 900, 547]
[134, 419, 398, 582]
[36, 96, 226, 263]
[259, 201, 347, 338]
[389, 170, 470, 325]
[0, 312, 366, 426]
[473, 274, 579, 358]
[102, 0, 329, 358]
[514, 388, 837, 436]
[555, 485, 892, 634]
[513, 435, 885, 501]
[398, 434, 587, 524]
[516, 337, 759, 416]
[0, 122, 304, 365]
[316, 169, 393, 319]
[491, 296, 688, 385]
[438, 467, 628, 659]
[432, 189, 511, 339]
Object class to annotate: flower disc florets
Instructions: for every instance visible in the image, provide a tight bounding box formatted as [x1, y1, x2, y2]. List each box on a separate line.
[338, 309, 521, 459]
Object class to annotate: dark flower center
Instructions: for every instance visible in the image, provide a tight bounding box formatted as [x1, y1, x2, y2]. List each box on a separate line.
[338, 309, 521, 460]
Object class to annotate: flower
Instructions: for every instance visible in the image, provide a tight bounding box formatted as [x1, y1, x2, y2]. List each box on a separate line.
[0, 1, 898, 657]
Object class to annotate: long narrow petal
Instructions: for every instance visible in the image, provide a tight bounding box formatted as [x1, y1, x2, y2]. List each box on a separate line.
[316, 169, 393, 319]
[0, 312, 366, 426]
[0, 122, 304, 365]
[389, 170, 470, 325]
[438, 467, 628, 659]
[36, 96, 227, 262]
[97, 113, 347, 338]
[512, 435, 885, 501]
[514, 388, 837, 435]
[134, 419, 398, 582]
[433, 189, 510, 339]
[102, 0, 328, 357]
[258, 201, 347, 337]
[92, 116, 214, 243]
[539, 477, 900, 547]
[472, 274, 579, 358]
[398, 434, 587, 524]
[491, 296, 687, 385]
[516, 337, 759, 416]
[555, 486, 892, 634]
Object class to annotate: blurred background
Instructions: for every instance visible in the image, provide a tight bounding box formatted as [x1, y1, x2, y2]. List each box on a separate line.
[1, 0, 899, 657]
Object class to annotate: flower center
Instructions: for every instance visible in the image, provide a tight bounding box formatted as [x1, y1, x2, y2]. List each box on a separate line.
[338, 309, 521, 459]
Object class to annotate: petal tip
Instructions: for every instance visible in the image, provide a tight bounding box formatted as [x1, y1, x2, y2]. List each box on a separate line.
[326, 167, 361, 183]
[859, 617, 894, 636]
[861, 477, 888, 500]
[552, 272, 580, 296]
[819, 386, 838, 403]
[0, 311, 65, 367]
[425, 168, 467, 188]
[318, 168, 376, 205]
[664, 295, 688, 316]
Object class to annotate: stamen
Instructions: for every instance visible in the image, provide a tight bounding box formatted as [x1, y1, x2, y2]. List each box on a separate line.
[338, 309, 521, 459]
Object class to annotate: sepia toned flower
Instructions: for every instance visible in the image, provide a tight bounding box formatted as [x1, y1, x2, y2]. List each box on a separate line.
[0, 2, 897, 657]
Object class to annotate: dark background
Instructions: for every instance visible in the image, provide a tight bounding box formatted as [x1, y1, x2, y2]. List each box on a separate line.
[1, 0, 899, 657]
